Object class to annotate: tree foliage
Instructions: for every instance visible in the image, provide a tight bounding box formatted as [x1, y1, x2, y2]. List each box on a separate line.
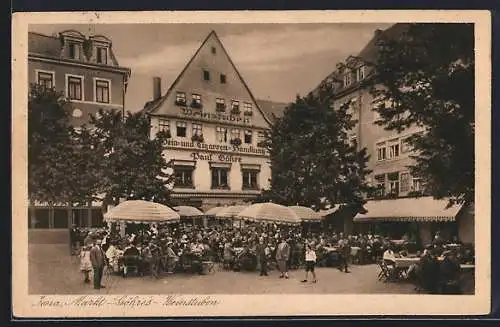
[371, 23, 474, 205]
[28, 84, 77, 204]
[261, 94, 372, 209]
[82, 109, 173, 206]
[28, 83, 173, 207]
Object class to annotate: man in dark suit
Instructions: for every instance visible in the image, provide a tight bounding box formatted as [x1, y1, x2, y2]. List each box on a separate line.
[90, 239, 107, 290]
[276, 238, 290, 279]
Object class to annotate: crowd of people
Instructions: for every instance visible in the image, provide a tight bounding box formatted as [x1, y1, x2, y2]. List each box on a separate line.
[70, 221, 474, 293]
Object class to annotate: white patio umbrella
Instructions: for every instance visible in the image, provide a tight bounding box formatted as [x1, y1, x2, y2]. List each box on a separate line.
[236, 202, 301, 225]
[103, 200, 180, 224]
[216, 205, 249, 219]
[288, 205, 323, 222]
[173, 205, 205, 226]
[205, 206, 225, 216]
[173, 206, 204, 217]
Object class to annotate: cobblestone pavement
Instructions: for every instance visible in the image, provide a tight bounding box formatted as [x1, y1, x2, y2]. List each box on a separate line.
[29, 244, 419, 295]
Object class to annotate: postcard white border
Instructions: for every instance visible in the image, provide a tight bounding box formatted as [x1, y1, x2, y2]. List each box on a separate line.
[12, 10, 491, 317]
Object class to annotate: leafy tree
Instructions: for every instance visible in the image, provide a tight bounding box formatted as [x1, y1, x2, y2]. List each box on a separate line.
[82, 109, 173, 206]
[28, 84, 76, 204]
[261, 94, 372, 209]
[371, 23, 474, 205]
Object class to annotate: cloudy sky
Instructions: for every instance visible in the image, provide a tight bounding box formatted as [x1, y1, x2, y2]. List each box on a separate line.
[30, 23, 393, 111]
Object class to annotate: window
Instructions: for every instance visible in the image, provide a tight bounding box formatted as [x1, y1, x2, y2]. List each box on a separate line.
[376, 142, 387, 161]
[242, 170, 259, 190]
[69, 42, 80, 59]
[244, 130, 253, 144]
[211, 46, 216, 54]
[159, 119, 170, 132]
[388, 140, 400, 159]
[176, 121, 187, 137]
[412, 178, 422, 192]
[72, 209, 89, 227]
[231, 100, 240, 113]
[53, 208, 69, 229]
[216, 126, 228, 143]
[374, 174, 386, 196]
[174, 166, 194, 188]
[231, 128, 240, 140]
[357, 66, 366, 81]
[220, 74, 226, 84]
[216, 98, 226, 111]
[91, 209, 104, 227]
[211, 168, 229, 189]
[203, 69, 210, 81]
[243, 102, 252, 115]
[36, 71, 54, 89]
[96, 47, 107, 64]
[388, 172, 400, 195]
[67, 76, 83, 100]
[400, 136, 412, 154]
[176, 92, 186, 106]
[192, 123, 202, 136]
[95, 79, 110, 103]
[191, 94, 202, 108]
[343, 72, 352, 87]
[33, 208, 50, 228]
[257, 131, 266, 147]
[400, 172, 410, 193]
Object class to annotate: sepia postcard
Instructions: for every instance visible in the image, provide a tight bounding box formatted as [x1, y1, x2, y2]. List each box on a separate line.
[12, 10, 491, 318]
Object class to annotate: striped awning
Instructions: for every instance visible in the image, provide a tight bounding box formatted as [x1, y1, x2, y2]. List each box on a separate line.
[354, 197, 463, 222]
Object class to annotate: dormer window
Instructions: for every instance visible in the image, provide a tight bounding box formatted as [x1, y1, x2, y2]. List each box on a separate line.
[69, 42, 80, 60]
[343, 72, 352, 87]
[357, 66, 366, 81]
[96, 47, 107, 64]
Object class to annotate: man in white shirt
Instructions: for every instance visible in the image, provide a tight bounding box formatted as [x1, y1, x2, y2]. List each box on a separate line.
[301, 243, 317, 283]
[383, 247, 397, 267]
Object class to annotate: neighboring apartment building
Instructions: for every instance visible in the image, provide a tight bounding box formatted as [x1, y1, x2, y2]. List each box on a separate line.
[28, 30, 131, 229]
[310, 24, 474, 245]
[143, 31, 282, 211]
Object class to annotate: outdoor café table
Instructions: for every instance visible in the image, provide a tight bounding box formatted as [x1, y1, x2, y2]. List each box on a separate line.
[393, 257, 420, 268]
[322, 246, 338, 253]
[350, 246, 361, 256]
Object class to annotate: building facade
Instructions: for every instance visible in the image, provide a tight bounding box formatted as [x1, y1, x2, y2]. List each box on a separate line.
[143, 31, 274, 211]
[28, 30, 131, 229]
[311, 24, 474, 245]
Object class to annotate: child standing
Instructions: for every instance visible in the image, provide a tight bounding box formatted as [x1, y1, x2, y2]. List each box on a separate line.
[301, 244, 317, 283]
[79, 244, 93, 284]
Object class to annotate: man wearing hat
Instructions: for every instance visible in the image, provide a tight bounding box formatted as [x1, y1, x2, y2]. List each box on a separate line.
[276, 237, 290, 279]
[89, 239, 107, 289]
[256, 238, 270, 276]
[439, 249, 462, 294]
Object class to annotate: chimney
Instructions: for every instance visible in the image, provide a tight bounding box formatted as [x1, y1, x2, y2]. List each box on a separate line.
[153, 77, 162, 101]
[374, 29, 383, 39]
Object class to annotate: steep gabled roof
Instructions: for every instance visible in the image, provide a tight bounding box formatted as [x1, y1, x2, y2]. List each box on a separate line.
[256, 99, 289, 123]
[143, 30, 273, 126]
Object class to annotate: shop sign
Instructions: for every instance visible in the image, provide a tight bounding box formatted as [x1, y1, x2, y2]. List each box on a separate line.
[180, 108, 251, 124]
[164, 139, 267, 156]
[191, 152, 242, 163]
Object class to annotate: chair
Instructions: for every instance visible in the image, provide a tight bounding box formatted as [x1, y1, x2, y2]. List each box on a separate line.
[378, 261, 391, 282]
[378, 260, 398, 282]
[122, 255, 141, 277]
